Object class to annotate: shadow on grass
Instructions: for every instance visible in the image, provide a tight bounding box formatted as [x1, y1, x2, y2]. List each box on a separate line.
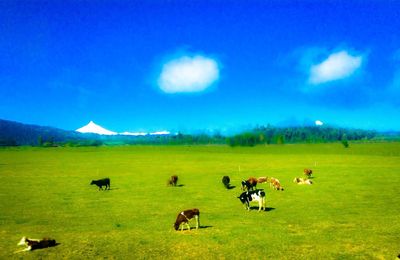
[227, 185, 236, 190]
[94, 188, 118, 191]
[176, 226, 213, 231]
[248, 206, 275, 212]
[175, 184, 185, 187]
[199, 225, 213, 229]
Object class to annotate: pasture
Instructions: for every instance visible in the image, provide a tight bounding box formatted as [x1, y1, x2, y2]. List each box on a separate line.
[0, 143, 399, 259]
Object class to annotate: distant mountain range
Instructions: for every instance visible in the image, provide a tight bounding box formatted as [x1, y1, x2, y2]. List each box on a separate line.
[76, 121, 118, 135]
[0, 119, 178, 146]
[75, 121, 171, 136]
[0, 119, 86, 146]
[1, 118, 399, 147]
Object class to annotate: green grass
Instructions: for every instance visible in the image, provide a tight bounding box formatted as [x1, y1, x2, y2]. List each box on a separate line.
[0, 143, 399, 259]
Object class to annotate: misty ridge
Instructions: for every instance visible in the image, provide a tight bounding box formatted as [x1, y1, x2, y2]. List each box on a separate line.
[1, 118, 398, 147]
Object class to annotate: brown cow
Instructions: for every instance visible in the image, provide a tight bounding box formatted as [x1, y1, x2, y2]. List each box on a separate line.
[304, 168, 313, 178]
[174, 208, 200, 231]
[248, 177, 258, 186]
[242, 177, 258, 191]
[257, 177, 268, 183]
[167, 175, 178, 186]
[269, 177, 284, 191]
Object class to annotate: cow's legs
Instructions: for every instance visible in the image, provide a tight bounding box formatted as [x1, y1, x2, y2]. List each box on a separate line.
[195, 215, 199, 229]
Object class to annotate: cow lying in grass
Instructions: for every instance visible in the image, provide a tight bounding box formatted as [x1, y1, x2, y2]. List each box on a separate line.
[304, 168, 313, 178]
[167, 175, 178, 186]
[241, 177, 258, 191]
[16, 237, 57, 252]
[269, 177, 284, 191]
[237, 189, 266, 211]
[222, 176, 230, 189]
[174, 208, 200, 231]
[90, 178, 110, 190]
[293, 177, 313, 185]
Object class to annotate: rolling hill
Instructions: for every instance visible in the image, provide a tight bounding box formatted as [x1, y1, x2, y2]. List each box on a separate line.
[0, 119, 86, 146]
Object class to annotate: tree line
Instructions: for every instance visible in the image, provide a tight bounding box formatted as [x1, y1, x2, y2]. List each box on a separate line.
[226, 125, 378, 147]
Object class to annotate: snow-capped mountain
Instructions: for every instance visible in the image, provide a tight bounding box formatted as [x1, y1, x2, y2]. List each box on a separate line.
[76, 121, 117, 135]
[76, 121, 172, 136]
[119, 131, 147, 136]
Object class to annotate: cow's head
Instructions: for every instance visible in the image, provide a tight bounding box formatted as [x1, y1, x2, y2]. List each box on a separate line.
[174, 222, 180, 230]
[17, 237, 27, 246]
[237, 192, 248, 204]
[241, 180, 248, 190]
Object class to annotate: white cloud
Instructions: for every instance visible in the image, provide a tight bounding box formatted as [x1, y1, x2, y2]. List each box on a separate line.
[309, 51, 363, 84]
[315, 120, 324, 126]
[158, 55, 220, 93]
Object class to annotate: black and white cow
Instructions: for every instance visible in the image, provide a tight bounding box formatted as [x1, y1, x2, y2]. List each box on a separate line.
[237, 189, 266, 211]
[16, 237, 57, 252]
[90, 178, 110, 190]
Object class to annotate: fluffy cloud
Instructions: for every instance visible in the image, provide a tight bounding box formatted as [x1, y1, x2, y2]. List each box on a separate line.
[158, 55, 220, 93]
[309, 51, 363, 84]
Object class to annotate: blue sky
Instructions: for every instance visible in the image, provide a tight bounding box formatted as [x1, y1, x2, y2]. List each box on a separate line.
[1, 0, 400, 133]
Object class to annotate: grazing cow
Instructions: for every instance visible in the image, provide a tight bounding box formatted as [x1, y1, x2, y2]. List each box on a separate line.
[167, 175, 178, 186]
[304, 168, 313, 178]
[237, 189, 266, 211]
[293, 177, 313, 185]
[222, 176, 230, 189]
[174, 208, 200, 231]
[269, 177, 284, 191]
[90, 178, 110, 190]
[241, 177, 257, 191]
[248, 177, 258, 186]
[257, 176, 268, 183]
[16, 237, 57, 252]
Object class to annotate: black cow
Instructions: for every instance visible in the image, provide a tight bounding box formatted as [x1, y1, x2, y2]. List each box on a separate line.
[90, 178, 110, 190]
[241, 180, 256, 191]
[222, 176, 230, 189]
[237, 189, 266, 211]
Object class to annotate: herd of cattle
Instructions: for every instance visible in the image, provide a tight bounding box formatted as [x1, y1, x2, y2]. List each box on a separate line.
[15, 168, 315, 252]
[164, 168, 314, 231]
[87, 169, 315, 231]
[88, 169, 315, 231]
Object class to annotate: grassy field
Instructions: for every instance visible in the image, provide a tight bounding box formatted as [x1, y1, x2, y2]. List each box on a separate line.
[0, 143, 399, 259]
